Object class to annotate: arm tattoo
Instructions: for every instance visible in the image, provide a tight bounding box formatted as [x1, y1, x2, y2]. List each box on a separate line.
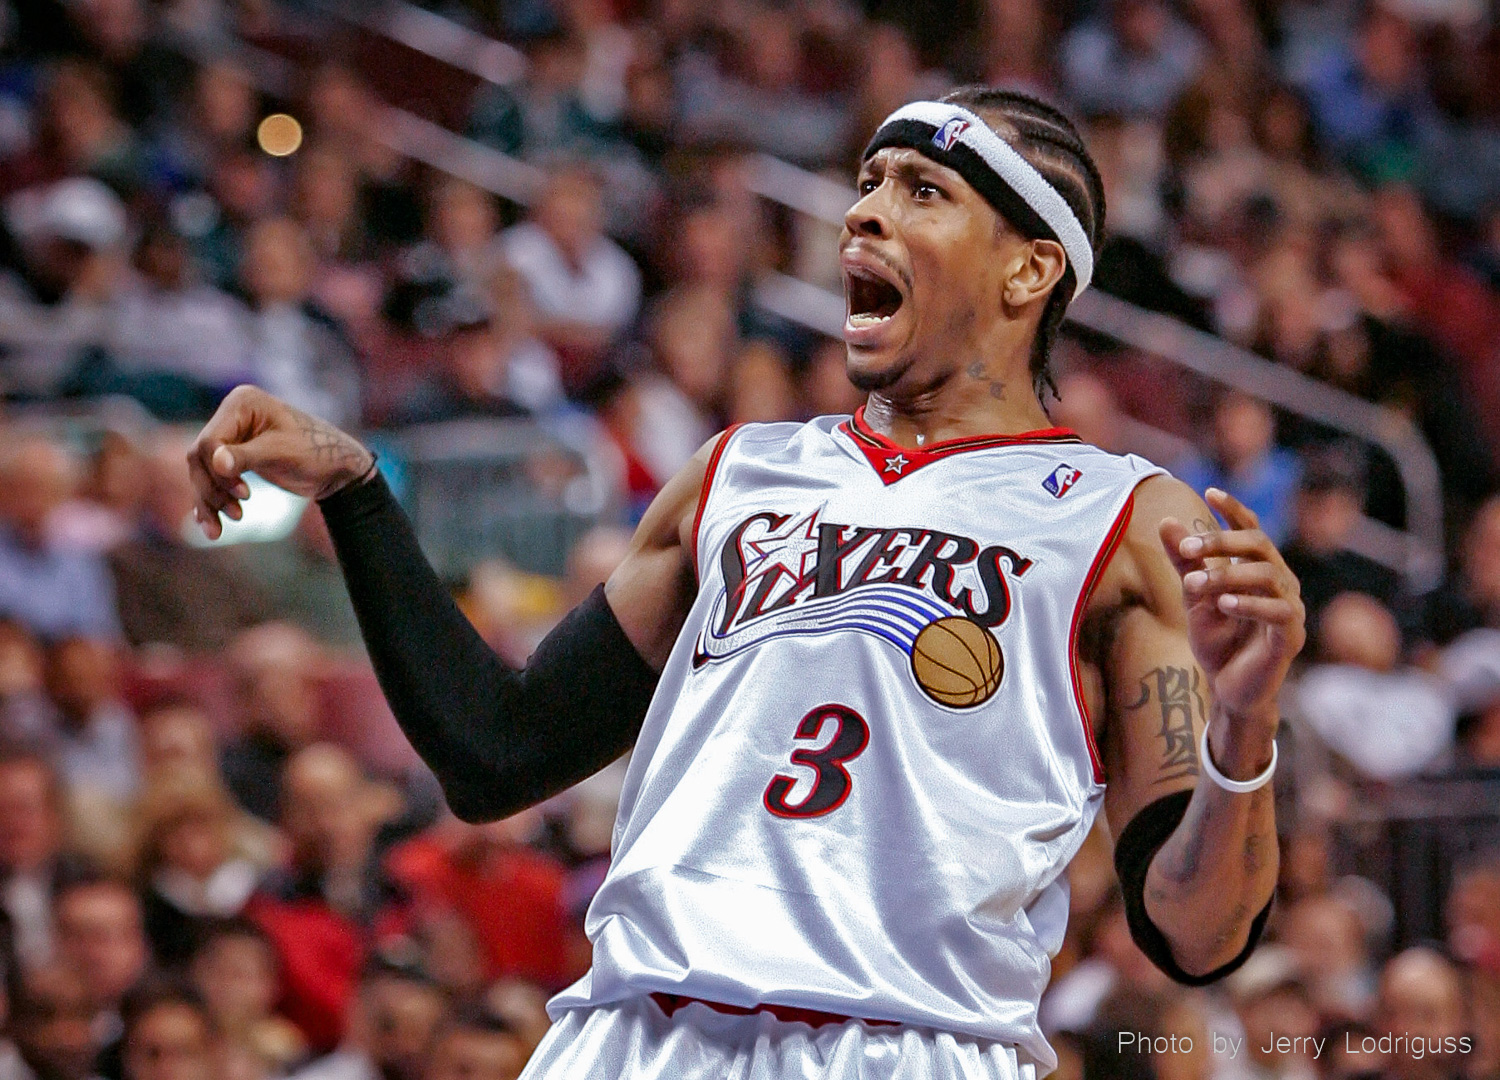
[1191, 517, 1220, 534]
[1243, 831, 1267, 876]
[965, 360, 1007, 401]
[1125, 666, 1204, 781]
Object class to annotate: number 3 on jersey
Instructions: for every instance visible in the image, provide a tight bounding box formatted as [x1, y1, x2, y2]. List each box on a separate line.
[763, 704, 870, 819]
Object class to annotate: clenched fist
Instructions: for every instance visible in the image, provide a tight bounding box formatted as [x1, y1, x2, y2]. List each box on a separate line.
[187, 385, 375, 540]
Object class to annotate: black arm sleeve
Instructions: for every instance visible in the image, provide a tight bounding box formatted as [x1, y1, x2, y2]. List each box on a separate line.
[318, 471, 659, 823]
[1112, 789, 1273, 986]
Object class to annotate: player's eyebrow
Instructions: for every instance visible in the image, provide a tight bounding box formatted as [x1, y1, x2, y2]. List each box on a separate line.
[859, 148, 955, 186]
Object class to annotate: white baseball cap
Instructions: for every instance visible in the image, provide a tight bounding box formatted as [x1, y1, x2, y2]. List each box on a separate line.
[5, 176, 128, 250]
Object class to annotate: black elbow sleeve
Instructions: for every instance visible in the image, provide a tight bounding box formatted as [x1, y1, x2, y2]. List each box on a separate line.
[501, 584, 660, 809]
[1112, 790, 1273, 986]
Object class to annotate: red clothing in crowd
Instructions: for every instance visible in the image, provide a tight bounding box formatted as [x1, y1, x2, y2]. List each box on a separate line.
[388, 836, 579, 988]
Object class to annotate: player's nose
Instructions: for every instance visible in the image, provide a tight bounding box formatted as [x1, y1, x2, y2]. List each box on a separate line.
[844, 186, 892, 240]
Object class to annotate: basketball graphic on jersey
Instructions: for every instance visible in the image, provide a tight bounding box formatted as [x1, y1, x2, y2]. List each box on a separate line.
[910, 616, 1004, 707]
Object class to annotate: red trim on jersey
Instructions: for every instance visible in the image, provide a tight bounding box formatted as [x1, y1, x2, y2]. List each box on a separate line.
[650, 993, 900, 1029]
[839, 406, 1082, 485]
[691, 425, 742, 582]
[1068, 488, 1137, 785]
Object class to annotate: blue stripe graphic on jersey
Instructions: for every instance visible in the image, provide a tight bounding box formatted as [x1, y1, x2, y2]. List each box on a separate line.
[696, 584, 953, 665]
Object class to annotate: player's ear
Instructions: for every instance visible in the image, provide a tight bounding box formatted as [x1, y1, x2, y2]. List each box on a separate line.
[1002, 239, 1067, 310]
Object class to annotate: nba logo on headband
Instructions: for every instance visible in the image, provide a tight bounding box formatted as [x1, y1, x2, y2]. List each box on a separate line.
[932, 118, 970, 151]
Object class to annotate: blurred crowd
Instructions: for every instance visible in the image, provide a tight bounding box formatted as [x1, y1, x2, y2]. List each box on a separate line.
[0, 0, 1498, 1077]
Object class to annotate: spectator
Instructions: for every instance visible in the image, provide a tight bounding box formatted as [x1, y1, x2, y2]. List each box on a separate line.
[0, 747, 90, 973]
[725, 340, 798, 425]
[53, 876, 149, 1080]
[0, 177, 130, 398]
[0, 622, 54, 745]
[107, 434, 273, 653]
[137, 704, 225, 793]
[118, 980, 213, 1080]
[387, 180, 506, 329]
[33, 61, 149, 199]
[630, 284, 735, 482]
[188, 919, 305, 1078]
[1225, 946, 1322, 1080]
[247, 745, 412, 1053]
[387, 810, 580, 991]
[1296, 591, 1455, 779]
[219, 624, 324, 823]
[1280, 893, 1378, 1021]
[1280, 446, 1401, 632]
[0, 436, 121, 642]
[1371, 186, 1500, 468]
[40, 636, 140, 804]
[1060, 0, 1207, 119]
[136, 779, 259, 968]
[1297, 5, 1435, 183]
[1175, 391, 1301, 544]
[105, 219, 250, 416]
[239, 218, 361, 428]
[156, 59, 259, 189]
[5, 966, 105, 1080]
[288, 960, 447, 1080]
[424, 1007, 526, 1080]
[803, 337, 865, 419]
[234, 507, 367, 652]
[61, 0, 190, 131]
[1375, 948, 1470, 1080]
[389, 294, 554, 425]
[500, 165, 641, 392]
[1423, 497, 1500, 645]
[467, 31, 616, 163]
[673, 5, 849, 166]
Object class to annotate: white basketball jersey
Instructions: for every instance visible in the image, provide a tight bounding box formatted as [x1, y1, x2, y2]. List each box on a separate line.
[551, 410, 1166, 1070]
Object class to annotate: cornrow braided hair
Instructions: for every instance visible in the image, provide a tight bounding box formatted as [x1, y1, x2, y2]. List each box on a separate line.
[940, 87, 1107, 403]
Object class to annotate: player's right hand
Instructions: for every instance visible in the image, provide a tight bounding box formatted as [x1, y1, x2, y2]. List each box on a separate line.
[187, 385, 375, 540]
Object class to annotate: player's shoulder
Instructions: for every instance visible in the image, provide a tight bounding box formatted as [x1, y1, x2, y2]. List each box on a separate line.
[714, 415, 848, 457]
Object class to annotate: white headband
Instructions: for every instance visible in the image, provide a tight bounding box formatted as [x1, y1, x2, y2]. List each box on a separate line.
[871, 102, 1094, 297]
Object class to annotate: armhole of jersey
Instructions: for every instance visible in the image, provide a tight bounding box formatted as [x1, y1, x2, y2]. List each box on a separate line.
[1067, 484, 1140, 786]
[691, 424, 742, 583]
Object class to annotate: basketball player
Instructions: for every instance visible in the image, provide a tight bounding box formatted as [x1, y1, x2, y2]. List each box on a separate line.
[188, 88, 1304, 1079]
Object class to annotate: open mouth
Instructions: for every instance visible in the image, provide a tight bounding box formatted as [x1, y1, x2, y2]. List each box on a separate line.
[845, 267, 904, 325]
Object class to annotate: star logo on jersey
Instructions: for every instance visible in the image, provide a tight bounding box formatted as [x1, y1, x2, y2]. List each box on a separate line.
[743, 510, 822, 582]
[932, 117, 970, 151]
[883, 453, 910, 476]
[1042, 464, 1082, 498]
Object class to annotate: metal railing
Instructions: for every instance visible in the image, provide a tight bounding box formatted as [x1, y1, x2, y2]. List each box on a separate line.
[380, 415, 623, 577]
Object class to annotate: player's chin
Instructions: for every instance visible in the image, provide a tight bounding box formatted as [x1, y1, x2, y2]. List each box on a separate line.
[843, 316, 914, 391]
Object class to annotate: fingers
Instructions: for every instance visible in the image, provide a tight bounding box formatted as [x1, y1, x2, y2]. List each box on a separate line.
[1205, 486, 1259, 531]
[1177, 525, 1282, 566]
[1213, 593, 1303, 627]
[1158, 516, 1197, 576]
[211, 445, 252, 499]
[186, 385, 267, 539]
[1182, 561, 1293, 601]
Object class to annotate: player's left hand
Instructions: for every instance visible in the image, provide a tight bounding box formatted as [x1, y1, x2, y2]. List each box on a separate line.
[1159, 488, 1306, 723]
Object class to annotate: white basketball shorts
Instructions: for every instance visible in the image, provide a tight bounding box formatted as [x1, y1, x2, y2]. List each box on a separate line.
[519, 996, 1039, 1080]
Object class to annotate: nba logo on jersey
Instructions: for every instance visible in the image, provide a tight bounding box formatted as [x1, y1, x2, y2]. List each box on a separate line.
[1043, 464, 1082, 498]
[933, 117, 970, 151]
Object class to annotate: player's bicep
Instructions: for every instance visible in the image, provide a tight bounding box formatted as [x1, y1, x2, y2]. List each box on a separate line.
[1101, 604, 1208, 840]
[604, 432, 725, 670]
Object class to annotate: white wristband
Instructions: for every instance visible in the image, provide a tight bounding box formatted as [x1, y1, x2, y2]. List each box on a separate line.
[1199, 720, 1277, 793]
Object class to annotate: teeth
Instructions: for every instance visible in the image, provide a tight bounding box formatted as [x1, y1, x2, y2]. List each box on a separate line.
[848, 312, 892, 325]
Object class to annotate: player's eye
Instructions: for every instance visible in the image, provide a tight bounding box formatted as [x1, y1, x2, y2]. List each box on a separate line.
[913, 180, 942, 200]
[858, 178, 880, 196]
